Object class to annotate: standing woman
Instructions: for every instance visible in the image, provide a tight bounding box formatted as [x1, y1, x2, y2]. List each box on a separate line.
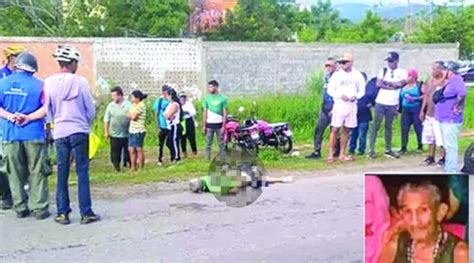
[179, 92, 198, 158]
[128, 90, 148, 172]
[398, 69, 424, 155]
[164, 88, 183, 163]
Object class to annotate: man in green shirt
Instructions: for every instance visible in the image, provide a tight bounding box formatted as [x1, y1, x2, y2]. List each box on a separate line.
[202, 80, 228, 161]
[104, 87, 131, 172]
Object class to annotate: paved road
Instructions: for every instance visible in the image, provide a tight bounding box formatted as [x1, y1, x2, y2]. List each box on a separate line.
[0, 159, 468, 262]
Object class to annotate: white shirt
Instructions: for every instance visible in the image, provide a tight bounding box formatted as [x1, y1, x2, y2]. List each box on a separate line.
[375, 67, 408, 106]
[165, 102, 181, 126]
[182, 101, 196, 119]
[327, 68, 366, 114]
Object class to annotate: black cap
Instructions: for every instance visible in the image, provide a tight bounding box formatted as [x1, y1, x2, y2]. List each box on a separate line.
[445, 61, 460, 74]
[384, 52, 399, 62]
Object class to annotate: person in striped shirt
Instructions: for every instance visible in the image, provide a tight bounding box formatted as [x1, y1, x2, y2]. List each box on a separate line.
[127, 90, 147, 172]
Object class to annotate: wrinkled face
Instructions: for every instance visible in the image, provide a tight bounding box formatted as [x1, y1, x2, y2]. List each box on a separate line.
[398, 189, 443, 241]
[111, 91, 122, 103]
[325, 60, 337, 74]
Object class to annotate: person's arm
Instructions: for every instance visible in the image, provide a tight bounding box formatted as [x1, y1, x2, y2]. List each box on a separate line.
[104, 104, 111, 141]
[221, 108, 227, 134]
[453, 82, 467, 114]
[326, 73, 339, 99]
[81, 79, 96, 125]
[128, 105, 139, 121]
[355, 74, 366, 101]
[419, 84, 428, 121]
[164, 102, 178, 120]
[378, 233, 399, 263]
[454, 241, 469, 263]
[202, 100, 208, 134]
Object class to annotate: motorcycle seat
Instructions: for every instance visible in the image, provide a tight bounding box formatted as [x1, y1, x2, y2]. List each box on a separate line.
[268, 122, 288, 129]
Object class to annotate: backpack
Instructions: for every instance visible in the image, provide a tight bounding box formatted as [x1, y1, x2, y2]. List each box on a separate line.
[461, 143, 474, 174]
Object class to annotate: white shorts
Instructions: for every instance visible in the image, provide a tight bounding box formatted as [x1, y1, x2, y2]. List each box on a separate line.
[422, 116, 443, 146]
[331, 105, 357, 128]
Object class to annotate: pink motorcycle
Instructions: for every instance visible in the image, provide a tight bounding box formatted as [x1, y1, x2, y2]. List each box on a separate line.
[224, 110, 259, 152]
[246, 118, 293, 154]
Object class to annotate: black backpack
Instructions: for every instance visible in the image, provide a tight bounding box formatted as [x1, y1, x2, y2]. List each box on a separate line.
[461, 143, 474, 174]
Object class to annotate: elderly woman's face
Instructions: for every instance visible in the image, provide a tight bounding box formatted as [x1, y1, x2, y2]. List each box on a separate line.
[398, 189, 440, 241]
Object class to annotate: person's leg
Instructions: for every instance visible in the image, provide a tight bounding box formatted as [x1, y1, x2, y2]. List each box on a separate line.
[70, 133, 93, 217]
[314, 112, 330, 154]
[339, 127, 350, 158]
[188, 118, 198, 154]
[217, 127, 226, 161]
[412, 108, 423, 150]
[136, 133, 146, 168]
[369, 104, 384, 155]
[54, 137, 72, 216]
[110, 137, 121, 171]
[167, 127, 177, 162]
[349, 126, 359, 154]
[205, 127, 214, 161]
[128, 134, 137, 171]
[384, 105, 398, 152]
[440, 123, 462, 173]
[4, 142, 29, 214]
[25, 141, 49, 216]
[181, 124, 187, 157]
[0, 171, 12, 209]
[328, 127, 338, 161]
[358, 122, 369, 155]
[176, 125, 183, 161]
[158, 129, 168, 163]
[122, 137, 130, 167]
[400, 110, 410, 151]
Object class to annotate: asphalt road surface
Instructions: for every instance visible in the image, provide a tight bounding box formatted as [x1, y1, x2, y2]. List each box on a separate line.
[0, 158, 470, 262]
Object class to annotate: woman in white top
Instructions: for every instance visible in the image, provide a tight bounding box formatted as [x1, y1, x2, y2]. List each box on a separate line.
[179, 92, 198, 158]
[164, 88, 183, 163]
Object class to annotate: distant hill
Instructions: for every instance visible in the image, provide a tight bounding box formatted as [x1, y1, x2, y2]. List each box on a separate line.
[334, 3, 457, 21]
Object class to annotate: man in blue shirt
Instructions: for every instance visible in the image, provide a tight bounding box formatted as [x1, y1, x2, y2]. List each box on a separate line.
[153, 85, 171, 165]
[0, 52, 49, 220]
[306, 57, 338, 159]
[0, 45, 26, 210]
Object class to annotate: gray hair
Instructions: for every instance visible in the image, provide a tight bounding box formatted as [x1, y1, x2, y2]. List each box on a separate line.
[397, 181, 442, 208]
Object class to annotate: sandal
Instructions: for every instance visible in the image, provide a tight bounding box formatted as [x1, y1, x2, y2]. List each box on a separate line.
[326, 157, 336, 164]
[340, 155, 354, 162]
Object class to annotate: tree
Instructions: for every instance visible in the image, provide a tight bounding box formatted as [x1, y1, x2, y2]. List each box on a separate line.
[205, 0, 294, 42]
[309, 0, 341, 40]
[411, 6, 474, 59]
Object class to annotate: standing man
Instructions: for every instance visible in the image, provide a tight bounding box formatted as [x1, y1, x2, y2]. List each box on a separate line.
[369, 52, 408, 159]
[0, 52, 50, 219]
[306, 57, 337, 159]
[180, 91, 198, 158]
[23, 46, 100, 225]
[104, 86, 131, 172]
[327, 53, 365, 163]
[0, 45, 26, 210]
[203, 80, 228, 161]
[435, 61, 467, 173]
[153, 85, 171, 166]
[420, 61, 446, 166]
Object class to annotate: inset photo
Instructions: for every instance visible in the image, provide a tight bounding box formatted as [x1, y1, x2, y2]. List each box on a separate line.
[365, 174, 469, 263]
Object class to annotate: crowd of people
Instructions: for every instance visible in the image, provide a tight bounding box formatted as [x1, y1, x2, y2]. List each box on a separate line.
[0, 44, 469, 225]
[306, 51, 468, 174]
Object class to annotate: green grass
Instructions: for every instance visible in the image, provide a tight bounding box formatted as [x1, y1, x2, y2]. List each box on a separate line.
[57, 75, 473, 187]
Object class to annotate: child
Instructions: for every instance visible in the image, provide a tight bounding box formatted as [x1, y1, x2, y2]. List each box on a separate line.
[179, 92, 197, 158]
[128, 90, 147, 172]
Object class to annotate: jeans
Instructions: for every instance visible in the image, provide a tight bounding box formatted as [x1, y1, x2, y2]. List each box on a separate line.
[55, 133, 93, 216]
[312, 111, 331, 152]
[401, 107, 423, 150]
[369, 104, 398, 153]
[158, 128, 170, 162]
[440, 122, 463, 173]
[110, 137, 130, 170]
[167, 124, 182, 161]
[205, 127, 225, 161]
[349, 121, 369, 154]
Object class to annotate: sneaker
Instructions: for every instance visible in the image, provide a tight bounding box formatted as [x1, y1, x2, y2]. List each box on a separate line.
[384, 151, 400, 159]
[158, 161, 163, 166]
[368, 152, 377, 159]
[33, 210, 51, 220]
[80, 213, 101, 225]
[1, 200, 12, 210]
[305, 151, 321, 159]
[398, 148, 407, 155]
[422, 156, 435, 166]
[54, 214, 71, 225]
[437, 158, 445, 166]
[16, 210, 31, 218]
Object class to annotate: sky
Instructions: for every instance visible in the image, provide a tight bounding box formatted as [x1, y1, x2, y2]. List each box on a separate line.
[297, 0, 474, 6]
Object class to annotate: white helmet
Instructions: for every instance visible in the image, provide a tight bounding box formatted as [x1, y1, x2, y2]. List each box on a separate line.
[52, 45, 81, 62]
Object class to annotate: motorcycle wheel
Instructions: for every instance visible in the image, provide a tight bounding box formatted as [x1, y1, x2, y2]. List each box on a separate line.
[277, 136, 293, 154]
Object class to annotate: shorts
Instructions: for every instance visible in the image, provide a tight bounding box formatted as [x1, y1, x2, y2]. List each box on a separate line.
[422, 116, 443, 146]
[331, 105, 357, 128]
[129, 132, 146, 148]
